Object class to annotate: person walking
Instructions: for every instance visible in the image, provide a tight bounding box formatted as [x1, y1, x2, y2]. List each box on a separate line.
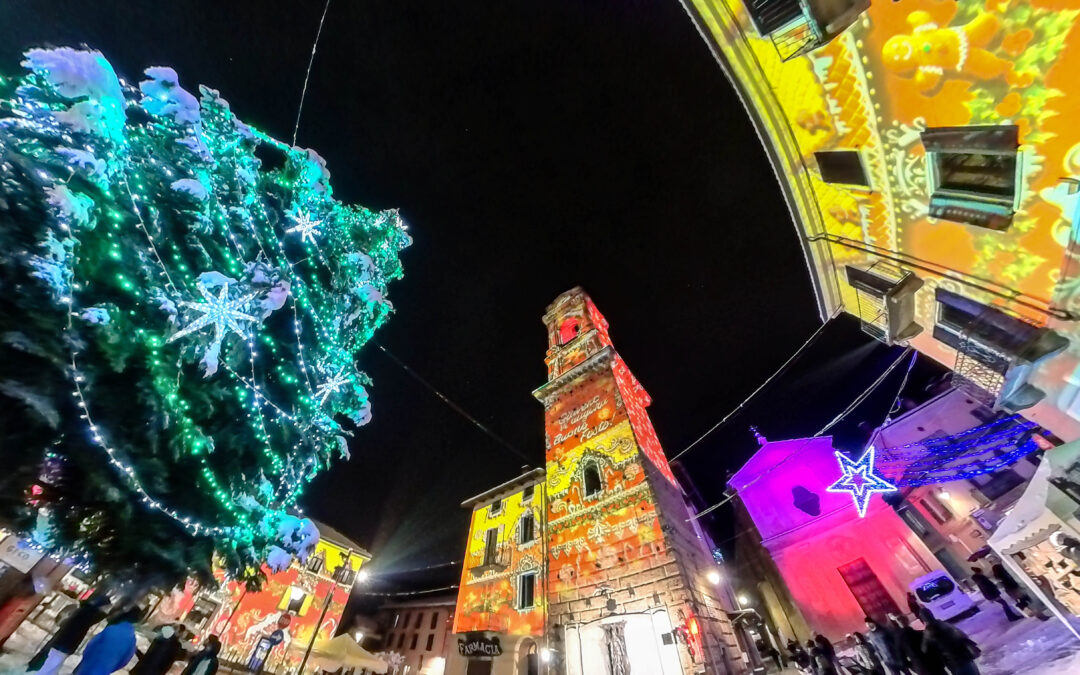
[28, 595, 111, 675]
[864, 617, 906, 674]
[131, 623, 186, 675]
[991, 563, 1050, 620]
[73, 607, 141, 675]
[807, 638, 837, 675]
[789, 640, 811, 674]
[180, 635, 220, 675]
[970, 567, 1022, 622]
[918, 608, 982, 675]
[850, 632, 884, 675]
[906, 592, 922, 618]
[888, 613, 941, 675]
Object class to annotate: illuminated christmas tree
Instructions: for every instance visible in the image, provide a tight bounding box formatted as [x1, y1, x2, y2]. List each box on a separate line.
[0, 48, 410, 587]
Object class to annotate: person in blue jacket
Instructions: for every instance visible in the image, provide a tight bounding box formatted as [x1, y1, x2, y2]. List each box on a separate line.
[73, 607, 143, 675]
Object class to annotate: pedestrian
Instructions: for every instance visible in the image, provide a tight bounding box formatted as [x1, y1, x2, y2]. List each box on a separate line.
[850, 632, 884, 675]
[131, 622, 187, 675]
[180, 635, 220, 675]
[73, 607, 142, 675]
[970, 567, 1022, 622]
[888, 612, 941, 675]
[918, 608, 981, 675]
[991, 563, 1050, 620]
[808, 638, 837, 675]
[906, 592, 922, 618]
[864, 617, 905, 674]
[28, 594, 111, 675]
[789, 641, 811, 674]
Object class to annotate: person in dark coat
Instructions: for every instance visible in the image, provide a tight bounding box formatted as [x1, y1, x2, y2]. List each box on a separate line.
[850, 632, 884, 675]
[808, 638, 837, 675]
[73, 607, 141, 675]
[918, 608, 981, 675]
[131, 623, 186, 675]
[29, 595, 111, 675]
[970, 567, 1022, 621]
[864, 617, 906, 674]
[181, 635, 220, 675]
[889, 613, 942, 675]
[991, 563, 1050, 620]
[906, 592, 922, 618]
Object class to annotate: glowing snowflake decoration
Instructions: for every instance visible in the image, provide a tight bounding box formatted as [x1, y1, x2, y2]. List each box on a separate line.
[286, 210, 322, 245]
[167, 282, 258, 346]
[314, 368, 351, 406]
[826, 445, 897, 518]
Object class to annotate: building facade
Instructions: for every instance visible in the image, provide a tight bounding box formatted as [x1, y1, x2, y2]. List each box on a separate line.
[448, 289, 746, 675]
[147, 522, 369, 674]
[679, 0, 1080, 441]
[374, 596, 456, 675]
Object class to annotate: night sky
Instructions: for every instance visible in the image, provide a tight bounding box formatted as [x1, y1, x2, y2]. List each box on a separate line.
[0, 1, 946, 600]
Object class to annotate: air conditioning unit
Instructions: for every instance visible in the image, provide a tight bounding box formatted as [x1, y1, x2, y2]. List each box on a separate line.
[845, 264, 924, 345]
[744, 0, 871, 61]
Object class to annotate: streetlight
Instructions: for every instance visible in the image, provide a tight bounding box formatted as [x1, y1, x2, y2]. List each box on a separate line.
[707, 570, 721, 586]
[737, 593, 750, 607]
[356, 569, 370, 583]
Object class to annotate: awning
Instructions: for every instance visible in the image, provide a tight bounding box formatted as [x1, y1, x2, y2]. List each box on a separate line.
[296, 634, 388, 674]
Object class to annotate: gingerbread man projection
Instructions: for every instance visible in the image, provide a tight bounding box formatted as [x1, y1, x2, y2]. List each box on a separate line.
[882, 11, 1034, 94]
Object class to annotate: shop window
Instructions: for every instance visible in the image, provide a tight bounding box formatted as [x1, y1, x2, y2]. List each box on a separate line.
[426, 633, 434, 651]
[518, 571, 537, 610]
[520, 513, 535, 545]
[583, 462, 603, 498]
[921, 125, 1019, 230]
[815, 151, 870, 187]
[559, 317, 580, 345]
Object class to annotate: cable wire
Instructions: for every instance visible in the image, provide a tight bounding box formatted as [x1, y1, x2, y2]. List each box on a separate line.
[670, 310, 839, 462]
[354, 584, 459, 597]
[374, 343, 533, 463]
[292, 0, 332, 146]
[687, 346, 913, 522]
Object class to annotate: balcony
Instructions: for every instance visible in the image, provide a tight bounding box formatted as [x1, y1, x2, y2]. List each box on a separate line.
[744, 0, 870, 61]
[469, 546, 510, 579]
[845, 263, 923, 345]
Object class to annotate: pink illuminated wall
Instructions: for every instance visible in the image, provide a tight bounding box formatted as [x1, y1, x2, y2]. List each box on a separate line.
[732, 437, 940, 640]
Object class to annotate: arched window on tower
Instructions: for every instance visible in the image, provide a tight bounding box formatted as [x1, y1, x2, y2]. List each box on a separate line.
[583, 462, 603, 498]
[559, 317, 580, 345]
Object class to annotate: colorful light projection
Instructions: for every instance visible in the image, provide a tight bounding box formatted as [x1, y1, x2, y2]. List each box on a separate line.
[453, 486, 545, 636]
[826, 446, 897, 518]
[682, 0, 1080, 439]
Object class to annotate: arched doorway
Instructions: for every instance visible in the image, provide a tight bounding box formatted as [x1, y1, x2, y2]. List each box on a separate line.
[517, 638, 539, 675]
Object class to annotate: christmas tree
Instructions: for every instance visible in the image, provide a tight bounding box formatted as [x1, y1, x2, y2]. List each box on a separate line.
[0, 48, 410, 588]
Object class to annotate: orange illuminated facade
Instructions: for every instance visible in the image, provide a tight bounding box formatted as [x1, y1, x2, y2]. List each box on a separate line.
[147, 523, 368, 674]
[681, 0, 1080, 440]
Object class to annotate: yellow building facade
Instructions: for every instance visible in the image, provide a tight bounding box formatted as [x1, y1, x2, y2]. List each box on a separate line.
[680, 0, 1080, 440]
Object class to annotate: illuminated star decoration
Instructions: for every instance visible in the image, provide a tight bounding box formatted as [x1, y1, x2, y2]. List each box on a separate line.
[167, 282, 258, 347]
[286, 210, 322, 245]
[313, 368, 351, 406]
[826, 445, 897, 518]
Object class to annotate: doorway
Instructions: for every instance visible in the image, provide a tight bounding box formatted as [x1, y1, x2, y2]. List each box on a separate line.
[466, 660, 493, 675]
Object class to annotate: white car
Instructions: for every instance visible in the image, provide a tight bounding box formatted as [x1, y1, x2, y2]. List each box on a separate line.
[909, 571, 978, 622]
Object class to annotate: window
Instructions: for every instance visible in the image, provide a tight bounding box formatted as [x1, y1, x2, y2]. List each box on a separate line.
[520, 513, 535, 545]
[583, 462, 603, 497]
[970, 468, 1026, 501]
[414, 612, 423, 629]
[397, 633, 406, 649]
[419, 655, 424, 669]
[815, 151, 869, 187]
[559, 317, 580, 345]
[426, 634, 435, 651]
[522, 485, 535, 502]
[402, 612, 410, 629]
[518, 572, 537, 610]
[483, 528, 499, 565]
[430, 612, 438, 630]
[915, 575, 957, 603]
[306, 553, 325, 574]
[284, 586, 307, 614]
[919, 495, 954, 525]
[899, 506, 931, 537]
[410, 634, 418, 650]
[489, 499, 502, 516]
[921, 125, 1019, 230]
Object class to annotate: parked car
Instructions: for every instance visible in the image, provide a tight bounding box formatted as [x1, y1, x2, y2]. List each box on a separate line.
[910, 571, 978, 622]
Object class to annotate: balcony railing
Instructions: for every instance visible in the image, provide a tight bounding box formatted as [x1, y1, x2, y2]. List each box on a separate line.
[469, 546, 510, 578]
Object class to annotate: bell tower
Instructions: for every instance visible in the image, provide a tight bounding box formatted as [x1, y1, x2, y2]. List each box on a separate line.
[534, 288, 746, 674]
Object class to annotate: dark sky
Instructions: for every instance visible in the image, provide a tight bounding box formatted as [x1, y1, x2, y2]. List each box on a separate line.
[0, 0, 945, 600]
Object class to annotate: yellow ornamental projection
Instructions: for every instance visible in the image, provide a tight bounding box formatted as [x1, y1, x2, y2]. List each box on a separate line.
[683, 0, 1080, 438]
[545, 420, 639, 496]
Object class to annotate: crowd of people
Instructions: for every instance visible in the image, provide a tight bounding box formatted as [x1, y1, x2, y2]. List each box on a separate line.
[21, 595, 221, 675]
[782, 563, 1047, 675]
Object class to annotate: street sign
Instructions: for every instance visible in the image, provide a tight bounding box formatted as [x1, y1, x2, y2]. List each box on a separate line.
[0, 536, 43, 573]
